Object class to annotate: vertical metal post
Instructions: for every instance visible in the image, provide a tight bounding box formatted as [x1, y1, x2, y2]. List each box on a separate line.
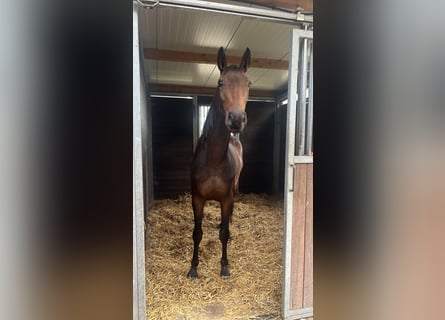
[192, 95, 199, 151]
[296, 38, 308, 156]
[305, 41, 313, 155]
[272, 98, 281, 194]
[283, 28, 300, 319]
[145, 88, 154, 209]
[133, 3, 147, 320]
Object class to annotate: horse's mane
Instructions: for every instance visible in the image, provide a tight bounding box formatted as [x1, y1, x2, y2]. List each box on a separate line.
[201, 96, 223, 138]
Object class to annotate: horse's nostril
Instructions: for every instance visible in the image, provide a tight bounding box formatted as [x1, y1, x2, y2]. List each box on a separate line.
[241, 112, 247, 123]
[228, 112, 234, 120]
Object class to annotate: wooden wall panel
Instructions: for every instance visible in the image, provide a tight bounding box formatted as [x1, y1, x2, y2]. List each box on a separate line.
[290, 164, 307, 310]
[151, 97, 194, 199]
[289, 162, 313, 311]
[303, 163, 313, 307]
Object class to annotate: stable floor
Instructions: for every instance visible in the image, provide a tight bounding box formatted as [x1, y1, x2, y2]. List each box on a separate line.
[145, 193, 284, 319]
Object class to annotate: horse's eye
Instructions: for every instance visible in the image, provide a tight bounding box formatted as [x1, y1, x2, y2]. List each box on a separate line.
[218, 79, 224, 87]
[248, 81, 252, 87]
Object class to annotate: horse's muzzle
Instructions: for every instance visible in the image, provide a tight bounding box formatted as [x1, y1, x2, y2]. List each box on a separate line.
[225, 111, 247, 133]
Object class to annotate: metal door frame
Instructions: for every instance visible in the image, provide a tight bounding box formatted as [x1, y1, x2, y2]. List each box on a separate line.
[133, 3, 147, 320]
[283, 28, 313, 320]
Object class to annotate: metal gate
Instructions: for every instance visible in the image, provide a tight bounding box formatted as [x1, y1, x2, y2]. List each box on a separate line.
[283, 28, 313, 319]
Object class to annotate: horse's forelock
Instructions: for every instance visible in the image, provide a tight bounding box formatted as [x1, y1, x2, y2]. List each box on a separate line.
[223, 65, 242, 72]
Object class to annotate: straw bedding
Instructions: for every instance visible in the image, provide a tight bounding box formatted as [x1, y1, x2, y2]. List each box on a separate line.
[145, 193, 285, 320]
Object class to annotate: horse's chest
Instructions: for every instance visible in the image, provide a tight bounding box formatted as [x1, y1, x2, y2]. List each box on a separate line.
[193, 164, 234, 197]
[199, 174, 229, 196]
[192, 139, 243, 199]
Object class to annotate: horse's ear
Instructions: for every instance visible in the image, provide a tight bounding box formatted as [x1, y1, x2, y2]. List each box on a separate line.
[217, 47, 227, 73]
[239, 48, 251, 73]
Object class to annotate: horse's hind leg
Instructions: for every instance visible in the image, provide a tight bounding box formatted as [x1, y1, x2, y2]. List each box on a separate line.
[187, 195, 204, 279]
[219, 199, 233, 278]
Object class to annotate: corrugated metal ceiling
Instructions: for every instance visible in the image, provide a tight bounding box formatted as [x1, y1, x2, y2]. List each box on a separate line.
[138, 1, 311, 97]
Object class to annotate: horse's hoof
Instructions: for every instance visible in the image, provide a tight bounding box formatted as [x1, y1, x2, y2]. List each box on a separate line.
[187, 268, 198, 279]
[220, 266, 230, 279]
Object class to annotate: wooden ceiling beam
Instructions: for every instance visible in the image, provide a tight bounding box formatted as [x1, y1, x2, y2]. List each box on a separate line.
[144, 48, 289, 70]
[148, 83, 278, 98]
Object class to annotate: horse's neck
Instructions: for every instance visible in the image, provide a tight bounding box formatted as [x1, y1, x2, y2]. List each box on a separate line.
[202, 98, 231, 164]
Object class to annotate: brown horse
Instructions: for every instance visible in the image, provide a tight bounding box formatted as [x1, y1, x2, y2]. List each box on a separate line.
[187, 47, 251, 279]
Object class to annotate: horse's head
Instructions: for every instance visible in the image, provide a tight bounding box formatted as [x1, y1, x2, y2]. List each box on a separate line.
[217, 47, 251, 133]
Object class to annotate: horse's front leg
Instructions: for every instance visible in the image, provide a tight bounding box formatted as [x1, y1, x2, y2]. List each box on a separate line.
[219, 199, 233, 278]
[187, 195, 204, 279]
